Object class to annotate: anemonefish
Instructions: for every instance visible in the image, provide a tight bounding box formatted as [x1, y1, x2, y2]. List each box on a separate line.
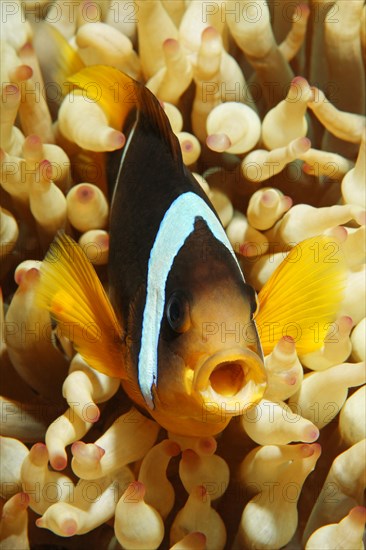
[37, 66, 346, 436]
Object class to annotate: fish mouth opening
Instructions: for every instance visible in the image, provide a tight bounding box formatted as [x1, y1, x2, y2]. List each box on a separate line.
[209, 361, 245, 397]
[194, 348, 267, 414]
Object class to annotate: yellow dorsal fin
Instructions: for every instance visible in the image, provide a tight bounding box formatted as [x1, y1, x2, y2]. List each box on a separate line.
[255, 235, 347, 355]
[36, 232, 125, 379]
[67, 66, 134, 130]
[67, 66, 181, 162]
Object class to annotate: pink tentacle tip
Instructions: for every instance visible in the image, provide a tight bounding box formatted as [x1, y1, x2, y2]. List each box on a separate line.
[82, 0, 99, 13]
[291, 76, 308, 87]
[335, 226, 348, 242]
[164, 440, 181, 457]
[30, 442, 48, 462]
[71, 441, 105, 461]
[279, 335, 296, 351]
[304, 425, 319, 443]
[239, 242, 253, 257]
[26, 134, 41, 145]
[282, 195, 293, 210]
[83, 403, 100, 423]
[202, 26, 219, 41]
[76, 184, 95, 203]
[19, 42, 33, 55]
[71, 440, 85, 457]
[32, 442, 47, 450]
[14, 269, 25, 286]
[299, 444, 315, 458]
[310, 442, 322, 458]
[301, 163, 313, 174]
[197, 437, 217, 455]
[326, 225, 348, 243]
[61, 518, 78, 536]
[206, 133, 231, 152]
[96, 233, 109, 249]
[299, 136, 311, 149]
[109, 130, 126, 150]
[190, 532, 207, 545]
[181, 140, 193, 152]
[12, 64, 33, 82]
[163, 38, 179, 52]
[290, 76, 311, 98]
[39, 159, 53, 181]
[52, 456, 68, 471]
[293, 137, 311, 156]
[298, 3, 310, 16]
[286, 375, 298, 386]
[4, 84, 19, 97]
[129, 480, 145, 500]
[25, 134, 42, 148]
[96, 444, 106, 459]
[339, 315, 354, 331]
[261, 189, 278, 207]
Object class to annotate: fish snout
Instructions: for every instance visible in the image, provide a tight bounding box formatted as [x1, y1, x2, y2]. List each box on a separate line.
[194, 348, 267, 414]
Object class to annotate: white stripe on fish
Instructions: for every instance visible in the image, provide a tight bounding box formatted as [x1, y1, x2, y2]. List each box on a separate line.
[138, 191, 242, 408]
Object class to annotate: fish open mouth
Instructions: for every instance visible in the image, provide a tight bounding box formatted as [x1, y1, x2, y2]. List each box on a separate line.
[194, 348, 267, 413]
[209, 362, 245, 397]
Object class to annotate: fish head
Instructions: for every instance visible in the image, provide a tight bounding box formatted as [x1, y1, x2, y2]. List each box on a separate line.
[146, 219, 267, 436]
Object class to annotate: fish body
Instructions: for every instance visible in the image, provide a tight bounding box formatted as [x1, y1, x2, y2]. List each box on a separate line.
[37, 67, 346, 436]
[107, 75, 265, 434]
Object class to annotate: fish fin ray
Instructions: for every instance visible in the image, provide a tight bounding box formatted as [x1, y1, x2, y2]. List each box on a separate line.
[36, 232, 126, 379]
[255, 235, 346, 355]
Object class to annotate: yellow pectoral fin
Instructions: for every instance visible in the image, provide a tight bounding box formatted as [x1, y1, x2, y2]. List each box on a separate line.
[255, 236, 346, 355]
[37, 232, 125, 379]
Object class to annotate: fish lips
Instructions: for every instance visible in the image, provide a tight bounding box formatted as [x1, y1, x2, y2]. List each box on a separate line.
[194, 347, 267, 414]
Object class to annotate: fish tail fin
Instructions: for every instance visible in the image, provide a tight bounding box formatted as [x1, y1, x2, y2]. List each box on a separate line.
[67, 66, 181, 161]
[255, 235, 347, 355]
[36, 232, 126, 379]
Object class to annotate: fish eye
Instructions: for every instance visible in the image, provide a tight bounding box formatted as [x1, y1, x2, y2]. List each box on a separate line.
[166, 291, 191, 333]
[245, 284, 259, 318]
[252, 295, 259, 318]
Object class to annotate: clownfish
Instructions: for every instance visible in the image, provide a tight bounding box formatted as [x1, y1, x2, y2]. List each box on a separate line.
[37, 67, 346, 436]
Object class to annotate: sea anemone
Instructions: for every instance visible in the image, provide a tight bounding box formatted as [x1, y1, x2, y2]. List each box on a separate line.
[1, 1, 365, 549]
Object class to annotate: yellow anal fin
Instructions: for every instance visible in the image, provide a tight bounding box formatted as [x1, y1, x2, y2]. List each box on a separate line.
[36, 232, 125, 379]
[256, 236, 346, 355]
